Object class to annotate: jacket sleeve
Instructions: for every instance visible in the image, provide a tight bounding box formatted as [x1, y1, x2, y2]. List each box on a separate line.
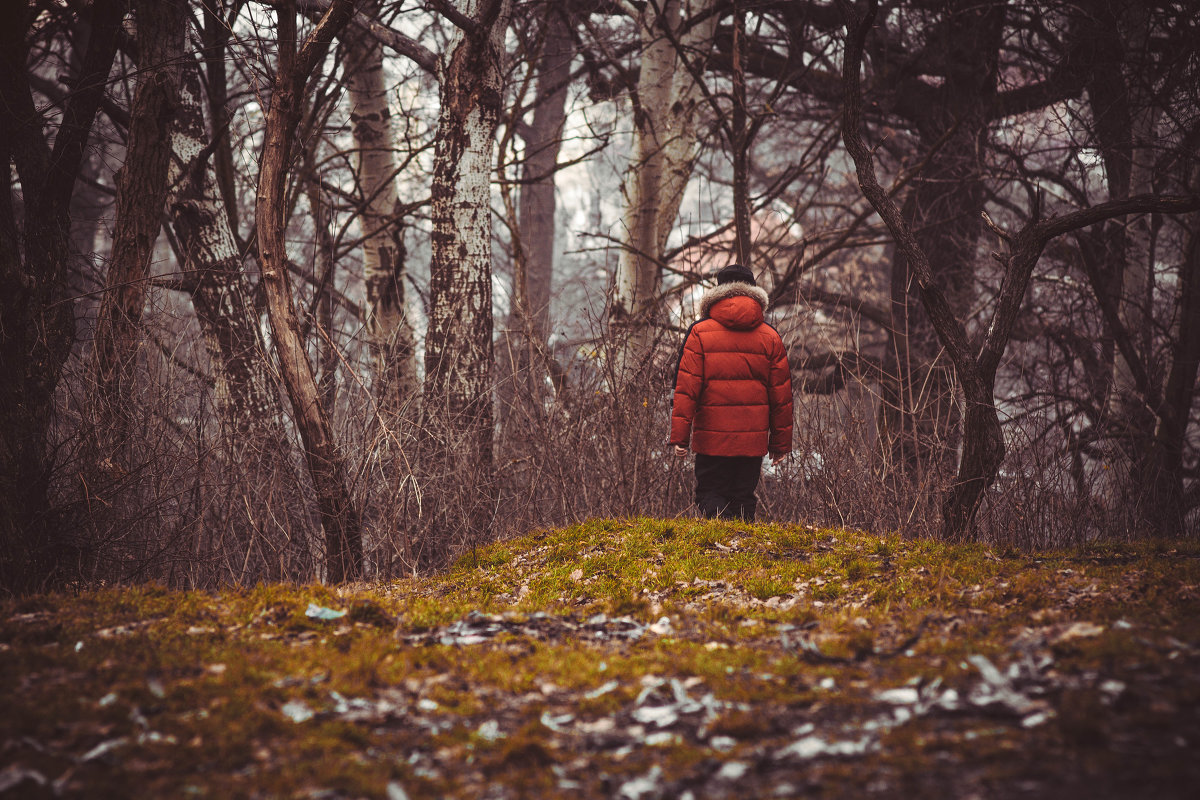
[767, 334, 793, 456]
[670, 326, 704, 448]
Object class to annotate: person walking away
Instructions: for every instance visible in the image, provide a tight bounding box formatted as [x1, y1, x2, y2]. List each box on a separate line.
[670, 263, 793, 520]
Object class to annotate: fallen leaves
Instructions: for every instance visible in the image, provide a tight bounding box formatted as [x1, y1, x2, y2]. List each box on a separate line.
[3, 523, 1200, 798]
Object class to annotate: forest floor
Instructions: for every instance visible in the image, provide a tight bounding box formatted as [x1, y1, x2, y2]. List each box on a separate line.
[2, 519, 1199, 799]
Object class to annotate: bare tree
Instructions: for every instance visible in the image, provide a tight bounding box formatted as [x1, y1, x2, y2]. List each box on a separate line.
[0, 0, 124, 590]
[345, 0, 418, 410]
[495, 2, 576, 438]
[169, 60, 282, 438]
[609, 0, 718, 372]
[256, 0, 363, 582]
[91, 0, 189, 413]
[840, 0, 1200, 539]
[512, 4, 574, 358]
[423, 0, 513, 476]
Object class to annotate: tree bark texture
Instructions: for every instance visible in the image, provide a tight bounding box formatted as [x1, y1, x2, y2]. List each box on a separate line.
[93, 0, 189, 410]
[170, 58, 313, 582]
[345, 0, 418, 411]
[170, 61, 283, 438]
[425, 0, 513, 470]
[841, 0, 1003, 541]
[875, 0, 1004, 479]
[610, 0, 718, 369]
[0, 0, 123, 591]
[415, 0, 512, 564]
[256, 0, 363, 583]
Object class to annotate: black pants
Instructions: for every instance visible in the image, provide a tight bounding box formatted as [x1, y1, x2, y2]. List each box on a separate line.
[694, 454, 763, 521]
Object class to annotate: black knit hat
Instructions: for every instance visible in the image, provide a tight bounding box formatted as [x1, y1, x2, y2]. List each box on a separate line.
[716, 263, 756, 286]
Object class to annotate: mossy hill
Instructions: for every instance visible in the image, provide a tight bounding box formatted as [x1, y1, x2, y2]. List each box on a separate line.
[3, 519, 1199, 798]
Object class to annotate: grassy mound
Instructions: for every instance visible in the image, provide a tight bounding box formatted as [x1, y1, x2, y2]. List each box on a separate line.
[2, 519, 1199, 798]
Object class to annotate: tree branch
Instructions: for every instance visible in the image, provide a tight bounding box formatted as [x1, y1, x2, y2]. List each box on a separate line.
[425, 0, 479, 35]
[296, 0, 439, 73]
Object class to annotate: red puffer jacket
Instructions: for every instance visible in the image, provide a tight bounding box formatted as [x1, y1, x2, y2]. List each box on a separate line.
[670, 283, 793, 458]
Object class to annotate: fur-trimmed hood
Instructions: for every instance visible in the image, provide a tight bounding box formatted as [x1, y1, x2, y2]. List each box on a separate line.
[672, 279, 793, 458]
[699, 281, 769, 326]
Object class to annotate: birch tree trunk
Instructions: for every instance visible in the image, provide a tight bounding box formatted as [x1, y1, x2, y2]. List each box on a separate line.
[610, 0, 718, 372]
[345, 0, 417, 411]
[256, 0, 362, 583]
[422, 0, 512, 558]
[92, 0, 188, 413]
[169, 56, 315, 581]
[170, 64, 281, 437]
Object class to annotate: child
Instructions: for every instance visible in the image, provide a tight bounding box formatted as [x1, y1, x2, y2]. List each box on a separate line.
[670, 264, 793, 520]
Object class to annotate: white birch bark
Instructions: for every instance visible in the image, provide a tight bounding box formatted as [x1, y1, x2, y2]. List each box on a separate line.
[168, 62, 280, 435]
[345, 0, 417, 409]
[610, 0, 718, 354]
[425, 0, 513, 470]
[168, 59, 315, 581]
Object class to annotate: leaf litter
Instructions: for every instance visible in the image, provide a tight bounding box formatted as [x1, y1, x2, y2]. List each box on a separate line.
[2, 520, 1199, 797]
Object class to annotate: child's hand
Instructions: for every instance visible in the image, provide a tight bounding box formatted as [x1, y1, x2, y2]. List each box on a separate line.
[674, 446, 688, 458]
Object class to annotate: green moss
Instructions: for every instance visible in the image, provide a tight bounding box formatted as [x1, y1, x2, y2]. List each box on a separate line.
[4, 521, 1200, 798]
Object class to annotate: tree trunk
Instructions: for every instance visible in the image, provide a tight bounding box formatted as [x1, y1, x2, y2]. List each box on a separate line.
[499, 5, 573, 424]
[0, 0, 123, 591]
[1080, 0, 1195, 532]
[1105, 6, 1160, 433]
[1086, 1, 1170, 525]
[1151, 185, 1200, 532]
[876, 0, 1004, 480]
[256, 0, 362, 583]
[200, 0, 244, 239]
[345, 0, 418, 411]
[610, 0, 718, 372]
[842, 0, 1003, 541]
[92, 0, 189, 410]
[515, 7, 573, 347]
[167, 52, 317, 581]
[730, 2, 752, 268]
[422, 0, 512, 559]
[169, 57, 286, 437]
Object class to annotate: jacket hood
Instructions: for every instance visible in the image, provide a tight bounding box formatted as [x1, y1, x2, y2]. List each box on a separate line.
[700, 282, 769, 330]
